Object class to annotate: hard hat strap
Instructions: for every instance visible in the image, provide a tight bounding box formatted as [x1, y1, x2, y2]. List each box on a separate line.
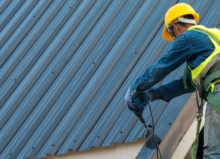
[167, 25, 176, 40]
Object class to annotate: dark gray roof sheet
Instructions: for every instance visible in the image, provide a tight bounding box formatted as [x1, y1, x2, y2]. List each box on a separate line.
[1, 0, 220, 158]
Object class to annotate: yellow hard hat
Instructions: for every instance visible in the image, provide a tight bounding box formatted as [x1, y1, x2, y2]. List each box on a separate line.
[162, 3, 200, 41]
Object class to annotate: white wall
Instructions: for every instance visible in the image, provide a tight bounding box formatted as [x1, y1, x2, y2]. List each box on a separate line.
[47, 139, 144, 159]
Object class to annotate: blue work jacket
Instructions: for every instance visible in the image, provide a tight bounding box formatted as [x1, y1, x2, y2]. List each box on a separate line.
[131, 28, 215, 102]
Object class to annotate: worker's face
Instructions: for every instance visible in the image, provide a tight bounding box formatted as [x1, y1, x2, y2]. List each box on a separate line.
[171, 23, 188, 37]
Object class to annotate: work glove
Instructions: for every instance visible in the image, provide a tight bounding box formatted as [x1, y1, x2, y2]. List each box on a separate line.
[125, 88, 148, 117]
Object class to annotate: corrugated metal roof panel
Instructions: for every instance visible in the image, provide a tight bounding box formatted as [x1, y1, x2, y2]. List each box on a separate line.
[1, 0, 220, 159]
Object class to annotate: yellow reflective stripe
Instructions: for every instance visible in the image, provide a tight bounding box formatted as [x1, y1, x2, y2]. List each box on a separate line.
[210, 79, 220, 93]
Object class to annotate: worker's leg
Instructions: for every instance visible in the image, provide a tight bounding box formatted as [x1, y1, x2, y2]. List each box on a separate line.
[203, 85, 220, 159]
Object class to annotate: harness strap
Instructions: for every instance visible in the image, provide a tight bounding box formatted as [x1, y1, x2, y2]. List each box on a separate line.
[203, 62, 220, 92]
[191, 89, 203, 159]
[202, 71, 220, 100]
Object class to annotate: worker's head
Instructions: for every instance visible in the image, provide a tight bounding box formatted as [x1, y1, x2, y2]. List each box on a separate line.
[162, 3, 200, 41]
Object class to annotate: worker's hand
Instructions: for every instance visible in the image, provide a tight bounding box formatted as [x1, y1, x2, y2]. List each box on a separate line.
[125, 88, 148, 117]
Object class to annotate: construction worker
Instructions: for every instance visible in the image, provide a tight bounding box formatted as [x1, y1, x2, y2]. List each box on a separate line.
[125, 3, 220, 159]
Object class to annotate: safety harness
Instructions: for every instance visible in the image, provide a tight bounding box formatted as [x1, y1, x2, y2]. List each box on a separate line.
[189, 26, 220, 114]
[183, 25, 220, 159]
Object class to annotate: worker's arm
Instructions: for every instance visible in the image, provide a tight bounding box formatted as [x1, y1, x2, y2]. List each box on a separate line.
[146, 72, 195, 102]
[130, 33, 192, 93]
[125, 66, 194, 116]
[125, 33, 192, 115]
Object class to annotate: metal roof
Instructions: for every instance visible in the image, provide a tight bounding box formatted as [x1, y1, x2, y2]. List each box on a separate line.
[1, 0, 220, 158]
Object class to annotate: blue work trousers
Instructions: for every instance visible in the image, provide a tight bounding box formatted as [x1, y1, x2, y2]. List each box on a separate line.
[203, 84, 220, 159]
